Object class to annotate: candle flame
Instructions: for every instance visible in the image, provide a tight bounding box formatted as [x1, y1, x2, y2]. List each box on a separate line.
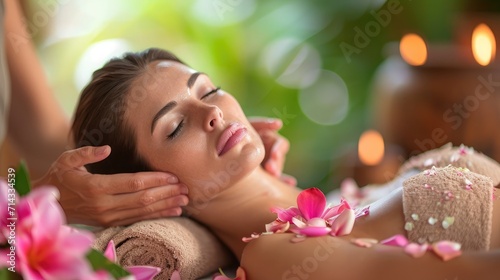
[472, 23, 496, 66]
[399, 33, 427, 66]
[358, 130, 385, 166]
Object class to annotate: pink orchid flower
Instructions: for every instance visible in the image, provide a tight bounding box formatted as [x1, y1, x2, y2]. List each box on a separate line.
[102, 240, 161, 280]
[270, 188, 356, 237]
[14, 186, 96, 280]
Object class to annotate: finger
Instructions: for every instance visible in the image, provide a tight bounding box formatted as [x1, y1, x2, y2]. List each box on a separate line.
[248, 117, 283, 132]
[110, 184, 189, 210]
[281, 173, 297, 186]
[264, 137, 290, 176]
[58, 145, 111, 169]
[96, 171, 182, 195]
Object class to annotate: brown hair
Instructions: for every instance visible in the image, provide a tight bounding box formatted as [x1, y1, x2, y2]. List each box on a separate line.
[71, 48, 184, 174]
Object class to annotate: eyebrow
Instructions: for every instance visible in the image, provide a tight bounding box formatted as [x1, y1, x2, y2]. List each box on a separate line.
[150, 72, 204, 134]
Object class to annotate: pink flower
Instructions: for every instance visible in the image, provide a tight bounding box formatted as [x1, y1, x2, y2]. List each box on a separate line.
[102, 240, 161, 280]
[15, 186, 95, 280]
[212, 267, 246, 280]
[269, 188, 356, 237]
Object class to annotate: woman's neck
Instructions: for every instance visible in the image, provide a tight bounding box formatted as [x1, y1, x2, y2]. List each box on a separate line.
[185, 166, 300, 259]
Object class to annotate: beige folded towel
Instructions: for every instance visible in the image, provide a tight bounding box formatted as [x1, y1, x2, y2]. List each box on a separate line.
[399, 143, 500, 186]
[93, 218, 235, 280]
[402, 165, 494, 250]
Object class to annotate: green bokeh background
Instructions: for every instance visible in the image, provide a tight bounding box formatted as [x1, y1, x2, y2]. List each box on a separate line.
[27, 0, 494, 192]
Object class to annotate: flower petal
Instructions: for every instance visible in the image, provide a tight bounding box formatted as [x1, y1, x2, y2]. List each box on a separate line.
[380, 234, 409, 247]
[330, 209, 355, 236]
[127, 266, 161, 280]
[404, 243, 428, 258]
[265, 221, 289, 233]
[297, 188, 326, 220]
[323, 199, 351, 220]
[235, 266, 247, 280]
[291, 226, 331, 237]
[171, 270, 181, 280]
[431, 241, 462, 261]
[270, 206, 301, 222]
[104, 240, 117, 262]
[351, 238, 378, 248]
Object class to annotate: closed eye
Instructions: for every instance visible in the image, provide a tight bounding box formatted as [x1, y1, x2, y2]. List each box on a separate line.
[167, 120, 184, 140]
[201, 87, 221, 99]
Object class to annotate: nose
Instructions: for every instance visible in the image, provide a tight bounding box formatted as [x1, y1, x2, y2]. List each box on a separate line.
[204, 105, 223, 131]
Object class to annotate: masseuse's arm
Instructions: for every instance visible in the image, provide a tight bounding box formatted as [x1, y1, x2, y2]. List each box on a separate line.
[242, 234, 500, 280]
[4, 0, 68, 178]
[5, 0, 186, 226]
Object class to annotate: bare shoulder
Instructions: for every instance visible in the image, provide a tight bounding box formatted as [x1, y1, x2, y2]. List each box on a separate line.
[240, 233, 500, 280]
[241, 233, 368, 279]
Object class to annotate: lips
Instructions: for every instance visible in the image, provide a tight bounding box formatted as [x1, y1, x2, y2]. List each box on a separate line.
[217, 123, 248, 156]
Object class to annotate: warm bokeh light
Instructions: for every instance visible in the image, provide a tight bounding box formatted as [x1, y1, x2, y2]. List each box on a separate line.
[358, 130, 385, 166]
[472, 23, 496, 66]
[399, 33, 427, 66]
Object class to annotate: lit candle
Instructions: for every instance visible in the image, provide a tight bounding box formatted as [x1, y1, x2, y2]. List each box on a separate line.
[471, 23, 496, 66]
[338, 130, 403, 187]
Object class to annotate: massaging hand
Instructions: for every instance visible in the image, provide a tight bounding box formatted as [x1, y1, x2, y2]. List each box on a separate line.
[249, 118, 297, 186]
[34, 146, 188, 227]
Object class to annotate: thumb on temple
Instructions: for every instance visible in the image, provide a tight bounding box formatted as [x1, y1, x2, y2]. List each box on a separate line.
[59, 145, 111, 169]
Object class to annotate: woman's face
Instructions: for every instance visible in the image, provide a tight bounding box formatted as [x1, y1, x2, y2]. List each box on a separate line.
[125, 60, 265, 204]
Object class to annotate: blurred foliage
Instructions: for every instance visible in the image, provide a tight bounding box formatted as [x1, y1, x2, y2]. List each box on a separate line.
[26, 0, 485, 191]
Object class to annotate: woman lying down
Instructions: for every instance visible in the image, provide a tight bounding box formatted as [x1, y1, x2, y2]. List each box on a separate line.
[71, 48, 500, 280]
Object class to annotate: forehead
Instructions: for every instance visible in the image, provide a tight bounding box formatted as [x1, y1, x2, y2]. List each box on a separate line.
[125, 60, 197, 114]
[135, 60, 196, 88]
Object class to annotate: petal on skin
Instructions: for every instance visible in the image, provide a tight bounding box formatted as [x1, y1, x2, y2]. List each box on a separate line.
[380, 234, 409, 247]
[127, 266, 161, 280]
[104, 240, 117, 262]
[330, 209, 355, 236]
[171, 270, 182, 280]
[242, 233, 261, 243]
[265, 220, 290, 233]
[291, 226, 331, 237]
[431, 241, 462, 261]
[297, 188, 326, 220]
[290, 235, 307, 243]
[270, 206, 301, 222]
[404, 243, 428, 258]
[351, 238, 378, 248]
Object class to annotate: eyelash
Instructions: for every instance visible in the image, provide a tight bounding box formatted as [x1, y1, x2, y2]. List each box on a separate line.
[167, 120, 184, 140]
[201, 87, 221, 99]
[167, 87, 221, 140]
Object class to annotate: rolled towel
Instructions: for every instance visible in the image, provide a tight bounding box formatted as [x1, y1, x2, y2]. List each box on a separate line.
[399, 143, 500, 186]
[92, 218, 235, 279]
[402, 165, 494, 250]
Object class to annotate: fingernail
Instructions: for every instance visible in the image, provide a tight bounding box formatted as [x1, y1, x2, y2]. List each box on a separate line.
[179, 195, 189, 206]
[94, 146, 108, 156]
[167, 176, 178, 184]
[180, 185, 189, 194]
[266, 162, 278, 176]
